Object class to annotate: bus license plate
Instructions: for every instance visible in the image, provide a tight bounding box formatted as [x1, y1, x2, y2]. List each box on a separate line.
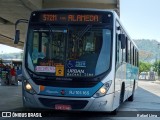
[55, 104, 71, 110]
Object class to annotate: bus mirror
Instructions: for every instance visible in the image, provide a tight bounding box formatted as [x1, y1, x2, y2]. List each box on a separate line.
[14, 30, 20, 44]
[119, 34, 126, 49]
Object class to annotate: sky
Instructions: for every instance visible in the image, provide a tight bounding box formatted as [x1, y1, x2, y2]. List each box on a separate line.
[120, 0, 160, 41]
[0, 44, 23, 54]
[0, 0, 160, 53]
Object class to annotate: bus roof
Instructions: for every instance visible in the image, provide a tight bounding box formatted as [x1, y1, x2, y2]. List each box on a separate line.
[32, 8, 116, 13]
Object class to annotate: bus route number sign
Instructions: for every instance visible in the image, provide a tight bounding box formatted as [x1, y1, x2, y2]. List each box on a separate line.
[41, 14, 102, 23]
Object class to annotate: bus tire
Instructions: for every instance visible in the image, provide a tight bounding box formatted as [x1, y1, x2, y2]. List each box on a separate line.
[111, 109, 118, 115]
[119, 83, 125, 104]
[128, 81, 135, 102]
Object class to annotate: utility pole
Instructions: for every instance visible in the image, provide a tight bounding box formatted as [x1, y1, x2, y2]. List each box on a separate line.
[158, 43, 160, 79]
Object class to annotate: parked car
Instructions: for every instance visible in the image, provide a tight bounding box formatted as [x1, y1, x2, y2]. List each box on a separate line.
[139, 71, 158, 80]
[139, 72, 148, 80]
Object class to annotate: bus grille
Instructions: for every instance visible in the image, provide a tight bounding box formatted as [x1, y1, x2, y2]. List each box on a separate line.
[34, 79, 99, 88]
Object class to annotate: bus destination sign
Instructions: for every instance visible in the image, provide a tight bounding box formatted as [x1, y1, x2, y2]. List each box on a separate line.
[40, 14, 102, 23]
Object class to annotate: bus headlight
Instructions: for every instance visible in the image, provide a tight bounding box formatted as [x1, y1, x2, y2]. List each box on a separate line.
[24, 80, 36, 94]
[93, 80, 112, 98]
[26, 83, 32, 90]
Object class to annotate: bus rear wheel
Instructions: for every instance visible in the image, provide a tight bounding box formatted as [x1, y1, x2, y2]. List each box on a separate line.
[119, 83, 125, 104]
[128, 81, 135, 101]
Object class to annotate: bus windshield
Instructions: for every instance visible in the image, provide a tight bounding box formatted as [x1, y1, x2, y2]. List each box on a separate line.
[26, 24, 112, 77]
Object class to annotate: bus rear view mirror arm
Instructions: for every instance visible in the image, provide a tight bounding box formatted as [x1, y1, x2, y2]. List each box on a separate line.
[14, 19, 28, 44]
[14, 30, 20, 44]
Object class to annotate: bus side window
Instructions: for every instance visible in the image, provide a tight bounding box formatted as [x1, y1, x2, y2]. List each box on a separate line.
[116, 33, 122, 66]
[126, 37, 128, 62]
[134, 49, 137, 66]
[116, 34, 119, 64]
[133, 46, 135, 65]
[122, 35, 126, 62]
[128, 40, 131, 64]
[137, 51, 139, 67]
[130, 43, 133, 65]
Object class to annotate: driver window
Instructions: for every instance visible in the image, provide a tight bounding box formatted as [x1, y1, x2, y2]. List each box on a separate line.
[32, 32, 39, 64]
[41, 33, 49, 58]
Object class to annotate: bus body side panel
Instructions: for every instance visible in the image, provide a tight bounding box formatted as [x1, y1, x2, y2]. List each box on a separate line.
[114, 64, 138, 104]
[112, 15, 132, 111]
[130, 65, 139, 92]
[110, 13, 121, 111]
[112, 13, 139, 111]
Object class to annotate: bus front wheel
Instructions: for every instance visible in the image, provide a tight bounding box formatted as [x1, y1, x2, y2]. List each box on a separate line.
[111, 83, 125, 115]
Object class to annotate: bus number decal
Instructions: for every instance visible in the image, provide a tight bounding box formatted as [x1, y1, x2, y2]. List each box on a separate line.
[42, 14, 57, 21]
[69, 90, 90, 96]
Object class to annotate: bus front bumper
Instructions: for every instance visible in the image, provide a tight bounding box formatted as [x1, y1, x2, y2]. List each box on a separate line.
[23, 91, 114, 112]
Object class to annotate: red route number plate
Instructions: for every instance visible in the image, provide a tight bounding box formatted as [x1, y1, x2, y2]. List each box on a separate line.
[55, 104, 72, 110]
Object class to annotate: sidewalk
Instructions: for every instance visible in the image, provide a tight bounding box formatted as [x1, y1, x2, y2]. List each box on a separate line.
[139, 79, 160, 84]
[153, 80, 160, 84]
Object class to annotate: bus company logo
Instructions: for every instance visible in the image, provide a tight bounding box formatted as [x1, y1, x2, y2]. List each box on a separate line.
[61, 90, 65, 95]
[67, 69, 85, 76]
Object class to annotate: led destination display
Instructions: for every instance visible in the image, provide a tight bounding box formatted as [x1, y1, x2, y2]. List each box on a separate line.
[41, 14, 101, 23]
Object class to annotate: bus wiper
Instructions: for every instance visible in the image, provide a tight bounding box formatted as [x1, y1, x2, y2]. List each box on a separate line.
[72, 25, 92, 41]
[78, 25, 92, 38]
[32, 74, 47, 80]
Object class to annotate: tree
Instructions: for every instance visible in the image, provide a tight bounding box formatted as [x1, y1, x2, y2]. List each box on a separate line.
[153, 61, 160, 76]
[139, 61, 152, 73]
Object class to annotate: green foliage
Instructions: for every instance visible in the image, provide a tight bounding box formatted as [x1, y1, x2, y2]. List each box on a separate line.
[153, 61, 160, 76]
[139, 61, 152, 73]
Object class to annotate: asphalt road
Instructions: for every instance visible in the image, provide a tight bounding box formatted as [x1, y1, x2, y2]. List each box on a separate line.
[0, 80, 160, 120]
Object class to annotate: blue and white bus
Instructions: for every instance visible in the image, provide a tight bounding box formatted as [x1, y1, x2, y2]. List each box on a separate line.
[15, 9, 139, 113]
